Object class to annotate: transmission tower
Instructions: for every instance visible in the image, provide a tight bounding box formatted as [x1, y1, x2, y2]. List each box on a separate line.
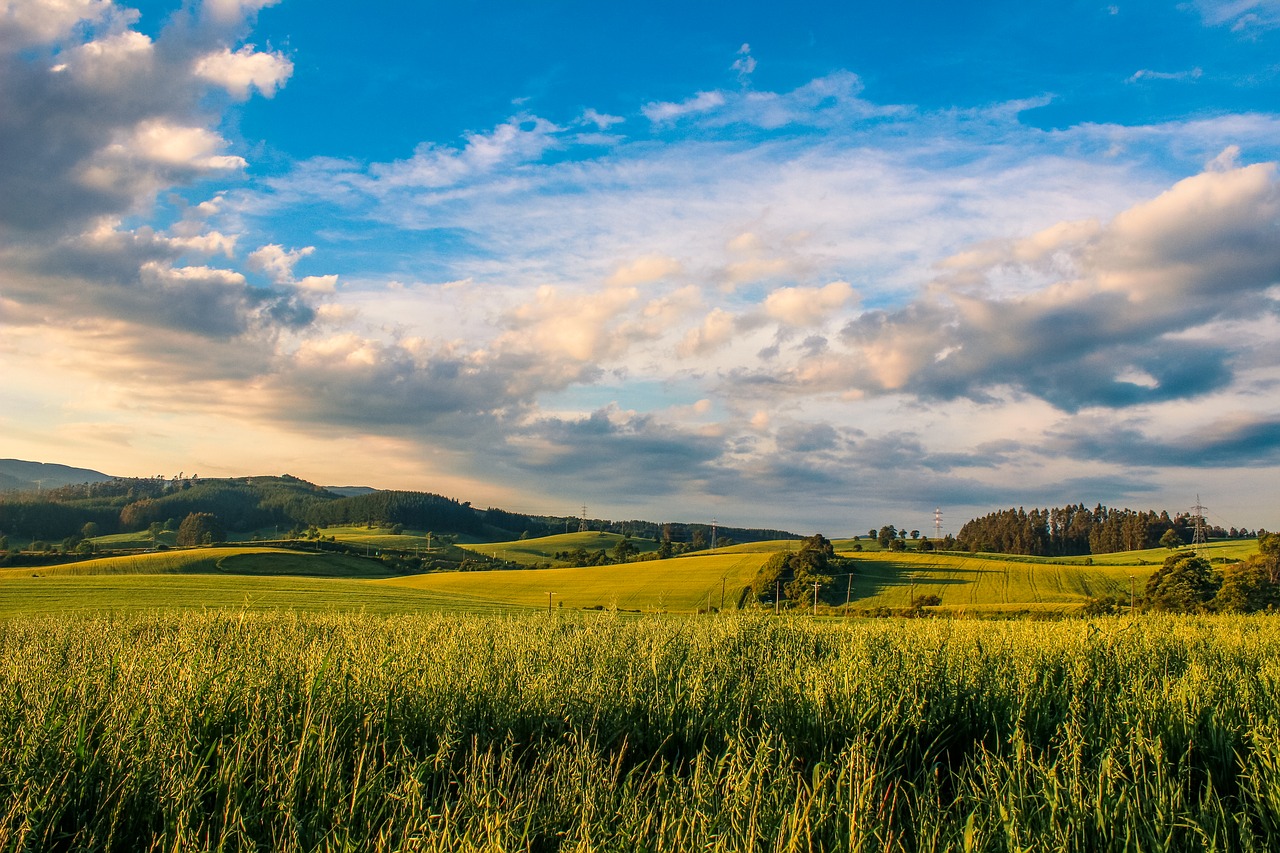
[578, 504, 588, 533]
[711, 517, 717, 551]
[1191, 495, 1208, 547]
[934, 507, 943, 540]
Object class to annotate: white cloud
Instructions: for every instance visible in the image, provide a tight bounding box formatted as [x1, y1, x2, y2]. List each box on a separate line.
[1127, 67, 1204, 83]
[502, 283, 641, 363]
[0, 0, 112, 49]
[677, 308, 736, 357]
[201, 0, 281, 25]
[248, 243, 314, 283]
[141, 261, 246, 288]
[826, 162, 1280, 410]
[580, 108, 624, 130]
[106, 119, 246, 170]
[642, 90, 727, 124]
[194, 45, 292, 98]
[1192, 0, 1280, 31]
[297, 274, 338, 293]
[605, 254, 682, 287]
[59, 30, 154, 87]
[371, 116, 561, 189]
[764, 281, 856, 326]
[732, 43, 756, 84]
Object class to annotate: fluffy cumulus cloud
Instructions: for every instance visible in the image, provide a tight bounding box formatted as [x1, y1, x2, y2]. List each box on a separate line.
[820, 163, 1280, 411]
[0, 0, 334, 416]
[193, 45, 292, 98]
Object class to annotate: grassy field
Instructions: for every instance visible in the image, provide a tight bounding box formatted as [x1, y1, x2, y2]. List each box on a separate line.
[0, 547, 474, 617]
[0, 539, 1261, 616]
[457, 530, 661, 565]
[382, 551, 768, 611]
[3, 611, 1280, 851]
[0, 546, 393, 579]
[840, 551, 1135, 611]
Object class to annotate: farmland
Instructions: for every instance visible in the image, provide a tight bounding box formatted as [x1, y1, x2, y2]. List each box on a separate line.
[3, 611, 1280, 851]
[0, 536, 1257, 616]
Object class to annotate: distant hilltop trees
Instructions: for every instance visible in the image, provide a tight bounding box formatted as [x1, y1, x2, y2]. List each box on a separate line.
[0, 474, 798, 547]
[956, 505, 1258, 557]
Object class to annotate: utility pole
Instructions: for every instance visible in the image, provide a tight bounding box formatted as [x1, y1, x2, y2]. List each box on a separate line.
[548, 592, 554, 614]
[1191, 496, 1209, 548]
[813, 581, 819, 616]
[711, 518, 717, 551]
[846, 573, 852, 614]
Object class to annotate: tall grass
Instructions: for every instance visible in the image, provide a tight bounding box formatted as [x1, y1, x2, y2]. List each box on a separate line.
[1, 613, 1279, 851]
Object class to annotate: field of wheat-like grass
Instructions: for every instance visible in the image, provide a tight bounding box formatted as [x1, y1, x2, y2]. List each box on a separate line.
[2, 611, 1280, 851]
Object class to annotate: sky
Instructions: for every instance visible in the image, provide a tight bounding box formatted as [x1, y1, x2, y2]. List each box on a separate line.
[2, 0, 1280, 535]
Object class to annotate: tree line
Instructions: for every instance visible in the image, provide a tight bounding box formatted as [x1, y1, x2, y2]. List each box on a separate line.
[0, 474, 801, 549]
[956, 504, 1257, 557]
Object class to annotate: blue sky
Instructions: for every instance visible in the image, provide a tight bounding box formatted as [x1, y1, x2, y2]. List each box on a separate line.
[3, 0, 1280, 534]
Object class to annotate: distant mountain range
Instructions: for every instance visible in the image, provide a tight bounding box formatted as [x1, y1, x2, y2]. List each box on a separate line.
[0, 459, 114, 491]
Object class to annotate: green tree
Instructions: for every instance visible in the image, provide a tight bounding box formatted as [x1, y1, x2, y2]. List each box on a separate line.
[1216, 557, 1280, 612]
[755, 535, 841, 607]
[81, 521, 100, 539]
[611, 536, 638, 563]
[176, 513, 225, 547]
[1218, 535, 1280, 612]
[1159, 528, 1184, 549]
[1145, 551, 1219, 612]
[877, 525, 897, 548]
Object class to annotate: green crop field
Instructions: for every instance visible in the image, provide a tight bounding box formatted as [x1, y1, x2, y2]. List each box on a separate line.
[457, 531, 661, 565]
[87, 530, 179, 549]
[381, 551, 767, 611]
[839, 551, 1138, 611]
[3, 611, 1280, 851]
[0, 546, 393, 579]
[0, 539, 1261, 616]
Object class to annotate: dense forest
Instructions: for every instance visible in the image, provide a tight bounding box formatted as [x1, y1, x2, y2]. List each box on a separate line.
[0, 474, 796, 547]
[956, 504, 1257, 556]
